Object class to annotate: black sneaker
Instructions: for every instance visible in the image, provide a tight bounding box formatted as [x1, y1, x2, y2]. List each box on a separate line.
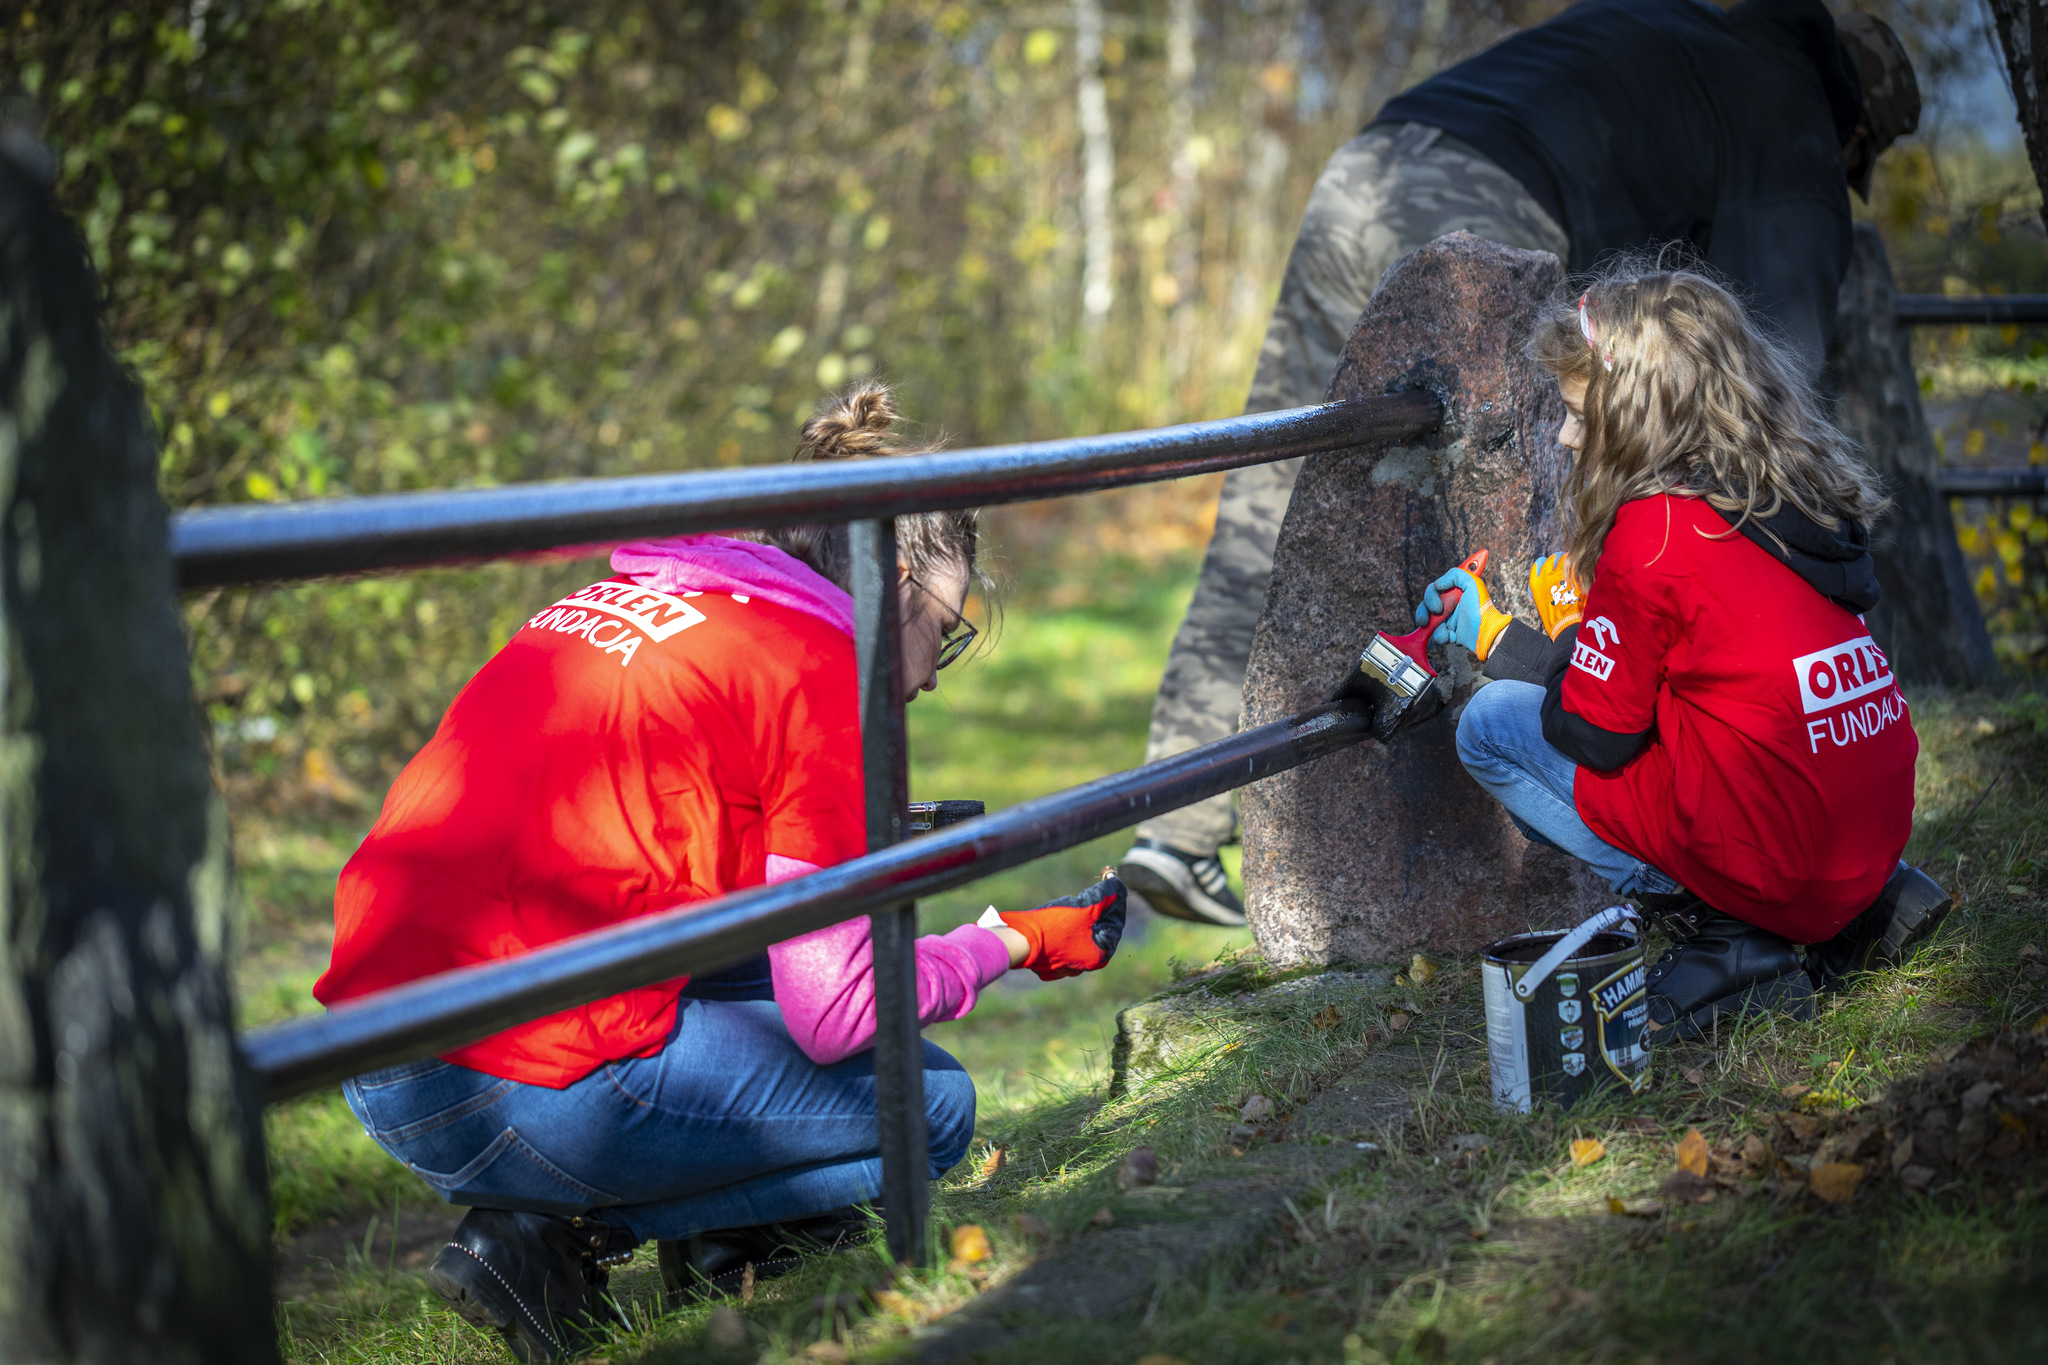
[656, 1205, 873, 1304]
[1633, 892, 1815, 1041]
[1120, 838, 1247, 926]
[1807, 862, 1953, 991]
[426, 1208, 636, 1363]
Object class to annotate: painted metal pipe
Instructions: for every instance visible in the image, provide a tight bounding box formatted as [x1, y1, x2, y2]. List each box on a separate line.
[242, 699, 1375, 1101]
[1895, 295, 2048, 327]
[1937, 467, 2048, 497]
[170, 393, 1443, 588]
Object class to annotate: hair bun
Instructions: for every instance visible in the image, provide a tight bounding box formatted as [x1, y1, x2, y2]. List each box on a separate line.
[796, 381, 899, 462]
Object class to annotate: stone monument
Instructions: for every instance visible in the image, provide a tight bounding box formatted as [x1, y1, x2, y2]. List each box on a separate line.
[1239, 233, 1606, 965]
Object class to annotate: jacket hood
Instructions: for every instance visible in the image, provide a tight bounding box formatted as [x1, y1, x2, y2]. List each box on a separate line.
[610, 535, 855, 637]
[1713, 501, 1881, 614]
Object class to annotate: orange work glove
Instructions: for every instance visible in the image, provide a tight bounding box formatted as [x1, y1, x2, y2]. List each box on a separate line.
[1529, 553, 1583, 639]
[993, 877, 1127, 981]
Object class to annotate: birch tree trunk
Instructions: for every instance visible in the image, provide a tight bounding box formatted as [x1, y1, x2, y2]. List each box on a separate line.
[0, 134, 275, 1362]
[1075, 0, 1115, 331]
[1987, 0, 2048, 234]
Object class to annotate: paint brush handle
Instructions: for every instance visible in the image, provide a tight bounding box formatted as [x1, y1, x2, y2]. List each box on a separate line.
[1383, 548, 1491, 672]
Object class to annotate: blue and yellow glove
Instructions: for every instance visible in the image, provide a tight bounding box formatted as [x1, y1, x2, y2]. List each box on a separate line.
[1415, 565, 1517, 661]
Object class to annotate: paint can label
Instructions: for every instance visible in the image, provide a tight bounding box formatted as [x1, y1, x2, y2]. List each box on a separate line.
[1593, 959, 1651, 1093]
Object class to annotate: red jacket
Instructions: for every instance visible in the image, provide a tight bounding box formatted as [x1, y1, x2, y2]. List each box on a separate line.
[1551, 494, 1915, 940]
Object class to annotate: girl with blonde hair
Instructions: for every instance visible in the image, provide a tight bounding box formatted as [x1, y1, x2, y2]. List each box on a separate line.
[1415, 261, 1948, 1040]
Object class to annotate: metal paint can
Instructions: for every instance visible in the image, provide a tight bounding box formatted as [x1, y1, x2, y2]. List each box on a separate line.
[1483, 906, 1650, 1113]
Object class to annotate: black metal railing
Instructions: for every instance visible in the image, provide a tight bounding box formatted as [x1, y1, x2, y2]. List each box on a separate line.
[207, 391, 1442, 1261]
[1895, 294, 2048, 328]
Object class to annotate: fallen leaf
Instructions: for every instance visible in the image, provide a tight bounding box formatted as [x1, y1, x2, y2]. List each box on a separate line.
[979, 1146, 1007, 1178]
[872, 1289, 912, 1315]
[1240, 1094, 1275, 1123]
[1897, 1163, 1937, 1192]
[740, 1262, 756, 1306]
[1607, 1196, 1661, 1218]
[2033, 1015, 2048, 1036]
[1781, 1112, 1820, 1143]
[1115, 1145, 1159, 1191]
[707, 1305, 748, 1348]
[1661, 1170, 1718, 1203]
[1313, 1004, 1342, 1031]
[1809, 1161, 1866, 1204]
[1781, 1083, 1811, 1099]
[1682, 1067, 1706, 1086]
[1571, 1138, 1606, 1167]
[1675, 1127, 1710, 1177]
[1741, 1133, 1770, 1171]
[1409, 953, 1440, 986]
[2021, 943, 2041, 960]
[1387, 1011, 1414, 1033]
[1011, 1212, 1050, 1238]
[801, 1342, 848, 1362]
[948, 1224, 991, 1264]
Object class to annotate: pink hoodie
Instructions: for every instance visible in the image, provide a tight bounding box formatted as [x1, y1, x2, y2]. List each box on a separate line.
[612, 535, 1012, 1065]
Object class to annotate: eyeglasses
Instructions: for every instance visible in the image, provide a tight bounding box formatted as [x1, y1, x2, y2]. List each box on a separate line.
[910, 578, 978, 670]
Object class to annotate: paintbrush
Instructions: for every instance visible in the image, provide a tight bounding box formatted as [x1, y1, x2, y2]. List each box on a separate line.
[1331, 549, 1490, 743]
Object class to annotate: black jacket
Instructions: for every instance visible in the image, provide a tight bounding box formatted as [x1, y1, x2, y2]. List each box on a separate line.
[1374, 0, 1862, 374]
[1483, 502, 1880, 770]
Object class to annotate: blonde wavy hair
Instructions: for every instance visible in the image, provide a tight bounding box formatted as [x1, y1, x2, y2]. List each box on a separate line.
[1525, 260, 1887, 582]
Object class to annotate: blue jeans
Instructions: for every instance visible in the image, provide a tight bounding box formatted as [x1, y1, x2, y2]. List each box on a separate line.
[341, 997, 976, 1243]
[1455, 680, 1681, 898]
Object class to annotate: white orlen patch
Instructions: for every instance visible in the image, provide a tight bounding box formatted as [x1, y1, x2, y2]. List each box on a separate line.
[1570, 637, 1615, 681]
[551, 581, 708, 642]
[1792, 634, 1893, 715]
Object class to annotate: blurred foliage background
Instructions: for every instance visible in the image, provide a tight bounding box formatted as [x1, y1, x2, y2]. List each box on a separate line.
[6, 0, 2044, 819]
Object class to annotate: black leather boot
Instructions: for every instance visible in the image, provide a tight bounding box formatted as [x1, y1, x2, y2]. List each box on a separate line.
[656, 1205, 873, 1304]
[426, 1208, 637, 1363]
[1633, 891, 1815, 1041]
[1807, 862, 1953, 991]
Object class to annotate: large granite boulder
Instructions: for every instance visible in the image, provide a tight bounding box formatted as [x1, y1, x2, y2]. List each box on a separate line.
[1240, 232, 1606, 965]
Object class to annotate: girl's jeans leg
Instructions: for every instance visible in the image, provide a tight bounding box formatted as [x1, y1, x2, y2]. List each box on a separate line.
[1454, 680, 1680, 898]
[342, 998, 976, 1244]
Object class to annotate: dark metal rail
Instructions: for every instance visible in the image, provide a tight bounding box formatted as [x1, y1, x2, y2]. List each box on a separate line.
[1938, 467, 2048, 497]
[170, 393, 1441, 587]
[243, 699, 1374, 1100]
[1896, 295, 2048, 327]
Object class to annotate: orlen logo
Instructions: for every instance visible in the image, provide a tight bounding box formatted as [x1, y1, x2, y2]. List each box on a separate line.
[1793, 635, 1893, 714]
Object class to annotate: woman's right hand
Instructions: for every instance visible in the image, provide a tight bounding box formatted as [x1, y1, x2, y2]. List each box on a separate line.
[992, 877, 1127, 980]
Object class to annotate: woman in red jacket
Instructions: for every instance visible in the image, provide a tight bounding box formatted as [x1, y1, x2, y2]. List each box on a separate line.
[1417, 264, 1949, 1039]
[318, 384, 1127, 1362]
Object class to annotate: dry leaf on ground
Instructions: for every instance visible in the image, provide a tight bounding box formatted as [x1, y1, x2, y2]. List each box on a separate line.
[1313, 1005, 1341, 1031]
[1607, 1196, 1660, 1217]
[1409, 954, 1440, 985]
[979, 1146, 1006, 1178]
[1571, 1137, 1606, 1167]
[801, 1342, 848, 1362]
[948, 1224, 991, 1263]
[1388, 1010, 1414, 1033]
[1810, 1161, 1866, 1204]
[1661, 1169, 1719, 1203]
[1681, 1067, 1706, 1085]
[1240, 1094, 1275, 1123]
[872, 1289, 913, 1315]
[1675, 1127, 1710, 1176]
[1115, 1146, 1159, 1190]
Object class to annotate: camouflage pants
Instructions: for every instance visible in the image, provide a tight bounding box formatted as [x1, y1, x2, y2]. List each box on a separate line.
[1136, 122, 1568, 856]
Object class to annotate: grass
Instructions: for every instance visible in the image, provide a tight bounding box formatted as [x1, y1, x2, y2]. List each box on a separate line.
[240, 563, 2048, 1364]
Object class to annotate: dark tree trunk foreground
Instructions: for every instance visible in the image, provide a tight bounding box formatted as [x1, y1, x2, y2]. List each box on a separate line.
[1988, 0, 2048, 234]
[0, 135, 276, 1359]
[1826, 223, 2001, 688]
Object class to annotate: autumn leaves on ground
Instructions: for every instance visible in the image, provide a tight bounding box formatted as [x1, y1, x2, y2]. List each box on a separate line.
[250, 569, 2048, 1364]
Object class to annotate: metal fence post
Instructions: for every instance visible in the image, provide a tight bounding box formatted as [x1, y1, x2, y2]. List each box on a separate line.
[848, 517, 928, 1266]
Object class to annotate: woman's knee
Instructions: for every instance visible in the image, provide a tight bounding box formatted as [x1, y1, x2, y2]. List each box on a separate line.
[921, 1051, 977, 1176]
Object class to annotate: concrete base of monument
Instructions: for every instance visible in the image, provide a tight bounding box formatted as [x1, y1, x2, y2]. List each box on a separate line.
[1240, 232, 1608, 966]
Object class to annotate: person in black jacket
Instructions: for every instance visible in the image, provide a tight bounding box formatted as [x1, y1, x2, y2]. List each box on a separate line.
[1119, 2, 1923, 928]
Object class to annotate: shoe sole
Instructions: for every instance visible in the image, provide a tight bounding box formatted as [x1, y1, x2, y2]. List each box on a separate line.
[1675, 969, 1817, 1042]
[1120, 850, 1247, 927]
[1871, 887, 1953, 969]
[427, 1246, 562, 1363]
